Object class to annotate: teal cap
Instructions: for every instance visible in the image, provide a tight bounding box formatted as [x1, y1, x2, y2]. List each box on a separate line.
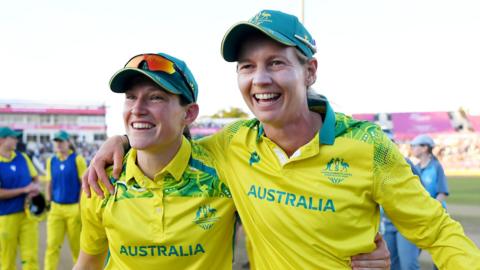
[221, 10, 317, 62]
[110, 52, 198, 103]
[0, 127, 21, 139]
[53, 130, 70, 141]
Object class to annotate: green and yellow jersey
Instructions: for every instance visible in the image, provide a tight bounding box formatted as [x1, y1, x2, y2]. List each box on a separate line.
[200, 99, 480, 270]
[80, 137, 236, 270]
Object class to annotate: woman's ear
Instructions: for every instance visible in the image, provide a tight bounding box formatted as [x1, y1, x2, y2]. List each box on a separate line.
[184, 103, 199, 125]
[306, 58, 318, 87]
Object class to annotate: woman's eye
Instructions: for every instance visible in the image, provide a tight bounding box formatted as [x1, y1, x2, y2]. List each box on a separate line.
[271, 60, 284, 66]
[151, 95, 164, 101]
[238, 63, 253, 71]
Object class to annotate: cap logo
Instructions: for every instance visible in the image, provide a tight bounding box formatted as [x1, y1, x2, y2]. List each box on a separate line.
[294, 34, 317, 53]
[249, 11, 272, 25]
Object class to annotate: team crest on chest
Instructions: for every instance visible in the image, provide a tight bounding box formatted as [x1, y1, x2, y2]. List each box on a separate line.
[322, 157, 352, 184]
[60, 164, 65, 171]
[10, 165, 16, 172]
[193, 205, 219, 230]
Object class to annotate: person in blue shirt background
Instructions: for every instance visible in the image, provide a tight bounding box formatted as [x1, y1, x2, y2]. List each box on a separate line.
[44, 130, 87, 270]
[0, 126, 40, 270]
[410, 134, 449, 208]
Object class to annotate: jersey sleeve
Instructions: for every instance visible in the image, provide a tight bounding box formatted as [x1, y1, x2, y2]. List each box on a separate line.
[79, 191, 109, 255]
[21, 153, 38, 178]
[372, 131, 480, 268]
[75, 155, 88, 181]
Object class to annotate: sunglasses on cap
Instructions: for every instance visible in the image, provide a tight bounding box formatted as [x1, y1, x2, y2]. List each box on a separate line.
[125, 54, 195, 101]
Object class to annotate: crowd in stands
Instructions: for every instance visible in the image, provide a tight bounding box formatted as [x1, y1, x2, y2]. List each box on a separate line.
[398, 132, 480, 172]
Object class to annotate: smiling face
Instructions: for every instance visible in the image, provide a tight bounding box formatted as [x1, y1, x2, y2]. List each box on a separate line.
[236, 34, 317, 127]
[123, 78, 198, 152]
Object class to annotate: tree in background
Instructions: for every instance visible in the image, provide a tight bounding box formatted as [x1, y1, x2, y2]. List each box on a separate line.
[211, 107, 249, 119]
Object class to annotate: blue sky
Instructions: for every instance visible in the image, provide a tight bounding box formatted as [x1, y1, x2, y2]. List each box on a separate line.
[1, 0, 479, 135]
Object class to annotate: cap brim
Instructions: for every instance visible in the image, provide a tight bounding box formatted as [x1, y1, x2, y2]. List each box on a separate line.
[221, 22, 296, 62]
[109, 68, 183, 96]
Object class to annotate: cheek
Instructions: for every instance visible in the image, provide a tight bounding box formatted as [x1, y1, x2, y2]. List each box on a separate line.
[237, 75, 250, 96]
[122, 108, 131, 128]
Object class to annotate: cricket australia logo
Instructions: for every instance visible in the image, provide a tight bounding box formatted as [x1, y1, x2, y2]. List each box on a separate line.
[193, 205, 219, 230]
[321, 157, 352, 184]
[249, 11, 272, 25]
[249, 151, 260, 166]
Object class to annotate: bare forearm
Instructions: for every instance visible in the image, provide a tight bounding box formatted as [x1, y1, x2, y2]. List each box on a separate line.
[0, 187, 26, 200]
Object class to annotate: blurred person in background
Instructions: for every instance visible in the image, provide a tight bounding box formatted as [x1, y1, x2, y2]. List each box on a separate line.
[0, 126, 40, 270]
[410, 134, 449, 209]
[44, 130, 87, 270]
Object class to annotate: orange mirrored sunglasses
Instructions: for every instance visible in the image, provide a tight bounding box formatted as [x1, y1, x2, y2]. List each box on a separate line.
[124, 54, 196, 101]
[125, 54, 175, 74]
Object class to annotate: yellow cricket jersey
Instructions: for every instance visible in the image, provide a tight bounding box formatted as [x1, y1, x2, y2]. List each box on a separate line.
[200, 100, 480, 270]
[80, 137, 236, 270]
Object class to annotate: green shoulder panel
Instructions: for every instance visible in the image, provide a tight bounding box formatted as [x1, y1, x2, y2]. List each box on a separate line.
[334, 112, 384, 144]
[164, 141, 232, 198]
[333, 113, 404, 185]
[221, 119, 259, 145]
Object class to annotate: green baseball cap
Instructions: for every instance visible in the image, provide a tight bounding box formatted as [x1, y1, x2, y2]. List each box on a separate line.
[0, 127, 21, 139]
[53, 130, 70, 141]
[110, 52, 198, 103]
[221, 10, 317, 62]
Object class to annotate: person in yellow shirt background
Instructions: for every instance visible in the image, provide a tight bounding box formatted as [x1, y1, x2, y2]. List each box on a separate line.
[44, 130, 87, 270]
[0, 126, 40, 270]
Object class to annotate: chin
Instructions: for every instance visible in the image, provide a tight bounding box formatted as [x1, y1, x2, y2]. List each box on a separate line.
[129, 138, 155, 150]
[255, 111, 282, 125]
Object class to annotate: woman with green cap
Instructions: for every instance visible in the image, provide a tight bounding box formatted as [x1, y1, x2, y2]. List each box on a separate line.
[0, 126, 40, 270]
[74, 53, 236, 269]
[44, 130, 87, 270]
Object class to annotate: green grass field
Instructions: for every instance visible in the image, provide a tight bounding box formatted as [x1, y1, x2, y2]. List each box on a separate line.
[446, 176, 480, 205]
